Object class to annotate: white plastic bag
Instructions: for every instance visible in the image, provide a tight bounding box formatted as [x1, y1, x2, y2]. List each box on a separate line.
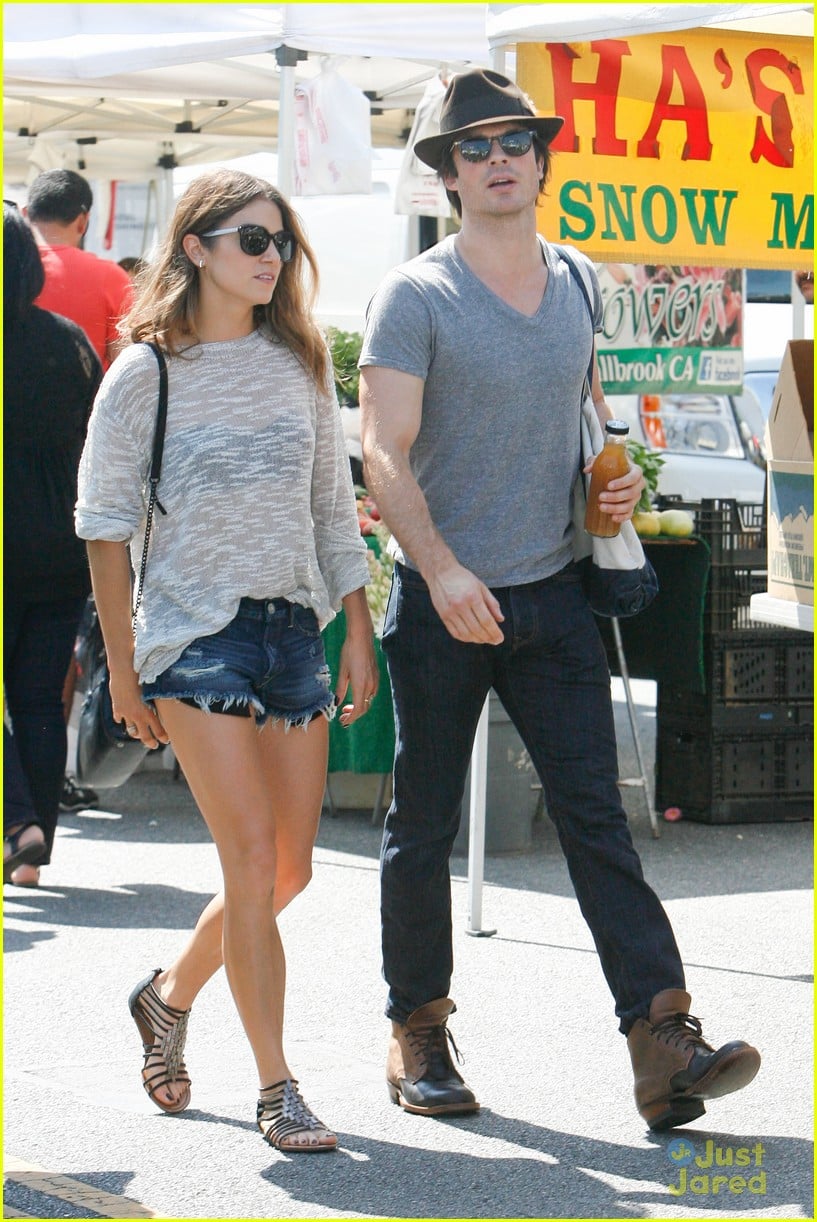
[394, 75, 451, 218]
[294, 63, 372, 196]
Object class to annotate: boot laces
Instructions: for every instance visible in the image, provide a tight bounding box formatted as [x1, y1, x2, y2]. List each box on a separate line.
[407, 1021, 464, 1075]
[651, 1011, 714, 1054]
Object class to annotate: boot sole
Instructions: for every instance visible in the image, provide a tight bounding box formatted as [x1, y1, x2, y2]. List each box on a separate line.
[643, 1046, 761, 1131]
[387, 1081, 480, 1116]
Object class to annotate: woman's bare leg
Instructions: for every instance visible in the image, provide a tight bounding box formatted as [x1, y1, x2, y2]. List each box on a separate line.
[154, 700, 328, 1088]
[156, 792, 320, 1014]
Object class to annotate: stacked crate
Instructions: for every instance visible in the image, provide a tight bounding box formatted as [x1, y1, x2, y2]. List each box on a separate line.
[654, 499, 813, 824]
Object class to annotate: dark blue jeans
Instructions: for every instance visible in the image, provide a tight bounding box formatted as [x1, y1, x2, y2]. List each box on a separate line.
[4, 593, 87, 862]
[380, 562, 685, 1035]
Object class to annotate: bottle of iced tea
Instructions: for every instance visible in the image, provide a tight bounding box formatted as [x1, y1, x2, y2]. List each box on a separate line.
[584, 420, 630, 538]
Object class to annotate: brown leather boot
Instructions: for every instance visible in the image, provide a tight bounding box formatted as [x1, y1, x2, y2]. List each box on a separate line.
[627, 989, 761, 1131]
[387, 998, 479, 1115]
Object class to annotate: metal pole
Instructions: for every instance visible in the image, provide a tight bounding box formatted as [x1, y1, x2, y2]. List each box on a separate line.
[275, 46, 298, 199]
[611, 617, 660, 838]
[466, 697, 496, 936]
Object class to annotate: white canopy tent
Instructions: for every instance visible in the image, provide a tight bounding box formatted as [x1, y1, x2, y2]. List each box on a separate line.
[3, 4, 492, 197]
[486, 2, 813, 46]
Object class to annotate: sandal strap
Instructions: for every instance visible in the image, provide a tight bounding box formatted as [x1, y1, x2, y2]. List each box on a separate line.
[157, 1007, 189, 1080]
[129, 970, 192, 1100]
[257, 1079, 332, 1149]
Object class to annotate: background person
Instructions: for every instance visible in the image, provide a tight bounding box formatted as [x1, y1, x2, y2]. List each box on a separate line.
[25, 168, 135, 813]
[118, 255, 148, 282]
[359, 68, 760, 1133]
[76, 169, 378, 1152]
[26, 169, 133, 371]
[3, 201, 103, 887]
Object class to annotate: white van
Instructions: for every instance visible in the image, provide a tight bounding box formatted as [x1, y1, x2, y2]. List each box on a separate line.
[607, 383, 768, 504]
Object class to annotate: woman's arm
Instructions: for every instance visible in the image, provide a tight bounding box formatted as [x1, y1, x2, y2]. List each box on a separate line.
[85, 539, 168, 747]
[335, 586, 379, 728]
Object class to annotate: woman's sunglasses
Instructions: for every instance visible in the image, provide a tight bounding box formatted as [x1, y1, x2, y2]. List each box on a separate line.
[199, 224, 296, 262]
[451, 129, 537, 163]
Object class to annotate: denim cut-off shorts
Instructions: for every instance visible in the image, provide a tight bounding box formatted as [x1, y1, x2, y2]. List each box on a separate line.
[141, 598, 336, 731]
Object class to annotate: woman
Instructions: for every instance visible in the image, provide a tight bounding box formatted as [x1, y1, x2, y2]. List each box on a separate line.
[3, 201, 103, 887]
[76, 170, 378, 1153]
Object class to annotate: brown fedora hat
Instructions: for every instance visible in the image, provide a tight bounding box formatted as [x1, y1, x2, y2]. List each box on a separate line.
[414, 68, 564, 172]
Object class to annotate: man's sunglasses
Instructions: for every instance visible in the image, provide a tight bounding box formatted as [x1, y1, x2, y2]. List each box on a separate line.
[199, 224, 296, 262]
[451, 129, 537, 163]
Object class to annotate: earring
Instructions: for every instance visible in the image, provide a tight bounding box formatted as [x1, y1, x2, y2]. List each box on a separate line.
[199, 259, 205, 268]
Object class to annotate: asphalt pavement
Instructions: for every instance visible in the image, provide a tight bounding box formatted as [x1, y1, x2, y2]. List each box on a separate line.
[3, 680, 813, 1220]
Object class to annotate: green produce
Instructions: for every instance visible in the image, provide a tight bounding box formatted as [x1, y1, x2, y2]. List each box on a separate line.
[626, 440, 666, 513]
[327, 327, 363, 406]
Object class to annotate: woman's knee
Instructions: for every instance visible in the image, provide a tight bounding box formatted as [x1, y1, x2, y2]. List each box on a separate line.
[221, 838, 278, 899]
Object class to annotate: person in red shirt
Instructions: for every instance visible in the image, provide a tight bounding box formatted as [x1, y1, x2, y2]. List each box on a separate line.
[25, 169, 132, 371]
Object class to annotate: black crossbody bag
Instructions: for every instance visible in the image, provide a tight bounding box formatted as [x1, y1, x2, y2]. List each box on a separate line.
[76, 343, 168, 788]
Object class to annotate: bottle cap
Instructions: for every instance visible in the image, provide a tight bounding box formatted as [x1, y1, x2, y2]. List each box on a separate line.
[605, 419, 629, 436]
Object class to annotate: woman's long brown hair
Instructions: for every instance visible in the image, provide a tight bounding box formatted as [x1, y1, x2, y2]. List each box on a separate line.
[124, 169, 330, 389]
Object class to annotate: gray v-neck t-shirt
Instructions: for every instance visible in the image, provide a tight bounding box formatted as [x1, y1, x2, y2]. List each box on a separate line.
[360, 236, 602, 587]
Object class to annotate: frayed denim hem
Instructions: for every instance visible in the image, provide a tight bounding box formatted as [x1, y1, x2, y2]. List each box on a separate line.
[267, 694, 338, 733]
[155, 691, 265, 719]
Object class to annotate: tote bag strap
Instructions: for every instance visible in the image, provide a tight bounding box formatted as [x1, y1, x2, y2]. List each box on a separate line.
[552, 243, 596, 393]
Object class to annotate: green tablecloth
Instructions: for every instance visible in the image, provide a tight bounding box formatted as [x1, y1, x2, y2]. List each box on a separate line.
[596, 537, 711, 693]
[322, 611, 395, 774]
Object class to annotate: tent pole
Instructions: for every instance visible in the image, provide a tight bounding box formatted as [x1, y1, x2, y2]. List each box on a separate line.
[465, 49, 511, 938]
[791, 270, 806, 339]
[275, 45, 298, 198]
[155, 145, 178, 241]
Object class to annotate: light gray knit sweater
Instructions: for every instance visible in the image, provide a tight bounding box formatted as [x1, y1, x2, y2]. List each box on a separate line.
[76, 329, 369, 683]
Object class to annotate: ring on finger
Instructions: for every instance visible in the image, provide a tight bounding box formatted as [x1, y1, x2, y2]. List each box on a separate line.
[126, 723, 138, 735]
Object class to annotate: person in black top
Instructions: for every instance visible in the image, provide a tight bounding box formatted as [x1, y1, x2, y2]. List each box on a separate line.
[3, 201, 103, 886]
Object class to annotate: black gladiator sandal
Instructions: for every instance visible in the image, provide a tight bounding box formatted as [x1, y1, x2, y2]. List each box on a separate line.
[257, 1079, 337, 1152]
[128, 968, 192, 1114]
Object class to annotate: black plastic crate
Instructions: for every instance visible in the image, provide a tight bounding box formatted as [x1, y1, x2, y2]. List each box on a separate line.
[706, 567, 768, 632]
[712, 631, 813, 704]
[658, 692, 810, 732]
[656, 498, 776, 633]
[655, 723, 813, 824]
[658, 498, 766, 564]
[658, 630, 813, 730]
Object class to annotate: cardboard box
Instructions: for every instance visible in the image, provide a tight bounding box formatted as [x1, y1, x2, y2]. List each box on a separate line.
[764, 339, 814, 605]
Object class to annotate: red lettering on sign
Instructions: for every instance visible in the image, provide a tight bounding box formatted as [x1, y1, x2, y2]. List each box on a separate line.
[746, 49, 803, 167]
[636, 45, 713, 160]
[547, 41, 630, 156]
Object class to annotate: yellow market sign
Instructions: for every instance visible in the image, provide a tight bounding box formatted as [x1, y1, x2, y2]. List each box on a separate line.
[519, 29, 813, 268]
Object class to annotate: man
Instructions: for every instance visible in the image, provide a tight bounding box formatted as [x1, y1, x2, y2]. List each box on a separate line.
[25, 169, 132, 371]
[25, 169, 132, 815]
[359, 68, 760, 1132]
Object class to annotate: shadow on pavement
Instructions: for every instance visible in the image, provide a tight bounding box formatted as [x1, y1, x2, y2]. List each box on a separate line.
[56, 768, 813, 906]
[253, 1118, 807, 1220]
[3, 883, 212, 944]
